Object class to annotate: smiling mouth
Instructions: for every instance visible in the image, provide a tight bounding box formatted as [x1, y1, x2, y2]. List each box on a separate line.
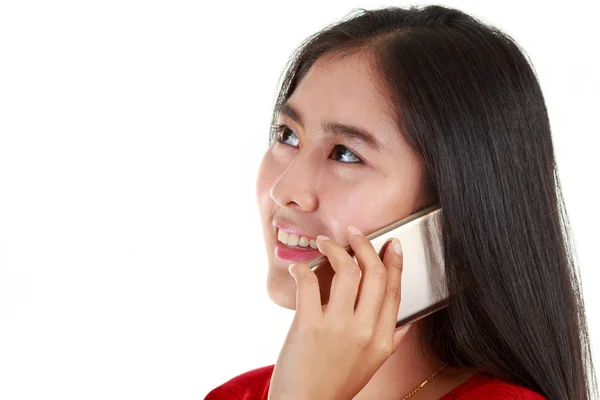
[274, 236, 322, 262]
[276, 227, 318, 249]
[278, 242, 314, 250]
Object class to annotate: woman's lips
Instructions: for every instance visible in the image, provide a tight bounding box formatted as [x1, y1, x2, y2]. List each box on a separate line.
[275, 241, 323, 262]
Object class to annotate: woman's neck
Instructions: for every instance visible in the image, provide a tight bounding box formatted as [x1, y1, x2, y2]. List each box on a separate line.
[352, 319, 479, 400]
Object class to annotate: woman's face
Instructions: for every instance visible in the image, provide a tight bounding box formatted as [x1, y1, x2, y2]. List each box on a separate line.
[256, 52, 436, 309]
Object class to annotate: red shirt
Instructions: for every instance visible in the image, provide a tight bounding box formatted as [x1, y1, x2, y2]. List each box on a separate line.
[204, 365, 547, 399]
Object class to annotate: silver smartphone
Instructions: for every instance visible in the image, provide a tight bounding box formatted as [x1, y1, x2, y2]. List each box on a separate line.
[308, 204, 448, 329]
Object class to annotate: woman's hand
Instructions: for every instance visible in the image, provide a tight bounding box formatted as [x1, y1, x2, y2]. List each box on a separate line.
[267, 226, 405, 400]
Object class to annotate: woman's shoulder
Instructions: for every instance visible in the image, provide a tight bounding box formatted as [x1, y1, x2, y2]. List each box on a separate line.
[204, 364, 275, 400]
[204, 366, 547, 400]
[441, 373, 547, 399]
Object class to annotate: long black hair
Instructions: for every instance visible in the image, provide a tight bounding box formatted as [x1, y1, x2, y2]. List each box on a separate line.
[267, 5, 597, 399]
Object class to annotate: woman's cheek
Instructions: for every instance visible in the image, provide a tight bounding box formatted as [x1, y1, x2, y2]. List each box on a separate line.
[323, 182, 394, 238]
[328, 161, 369, 182]
[318, 199, 360, 243]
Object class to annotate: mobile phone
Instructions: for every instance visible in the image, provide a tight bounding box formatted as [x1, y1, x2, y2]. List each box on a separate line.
[308, 204, 448, 329]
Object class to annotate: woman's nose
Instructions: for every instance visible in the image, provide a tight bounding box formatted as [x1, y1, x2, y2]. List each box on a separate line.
[269, 155, 319, 212]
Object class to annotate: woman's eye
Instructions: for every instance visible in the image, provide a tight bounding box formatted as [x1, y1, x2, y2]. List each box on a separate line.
[273, 123, 363, 164]
[274, 124, 299, 147]
[330, 145, 361, 163]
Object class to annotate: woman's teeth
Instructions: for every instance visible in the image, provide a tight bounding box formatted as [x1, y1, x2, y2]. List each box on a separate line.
[277, 228, 318, 249]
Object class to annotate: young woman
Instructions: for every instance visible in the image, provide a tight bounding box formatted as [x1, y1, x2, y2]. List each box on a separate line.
[206, 5, 597, 399]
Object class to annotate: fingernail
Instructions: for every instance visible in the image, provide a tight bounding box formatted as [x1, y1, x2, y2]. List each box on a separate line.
[316, 235, 330, 253]
[348, 225, 363, 236]
[392, 238, 402, 255]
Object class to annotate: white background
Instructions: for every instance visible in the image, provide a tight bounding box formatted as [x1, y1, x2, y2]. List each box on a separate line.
[0, 1, 598, 399]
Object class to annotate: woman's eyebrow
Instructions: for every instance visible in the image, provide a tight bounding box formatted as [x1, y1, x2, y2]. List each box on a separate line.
[277, 102, 384, 153]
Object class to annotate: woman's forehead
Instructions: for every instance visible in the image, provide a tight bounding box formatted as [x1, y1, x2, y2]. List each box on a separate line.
[290, 54, 393, 120]
[281, 54, 404, 154]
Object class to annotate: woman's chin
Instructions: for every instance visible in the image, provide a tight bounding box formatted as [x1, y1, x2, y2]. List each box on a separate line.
[266, 268, 298, 310]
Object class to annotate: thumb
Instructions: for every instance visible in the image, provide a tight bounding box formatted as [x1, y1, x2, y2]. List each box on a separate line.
[288, 263, 322, 320]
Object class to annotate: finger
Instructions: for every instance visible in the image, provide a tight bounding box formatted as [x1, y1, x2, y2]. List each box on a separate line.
[315, 235, 361, 317]
[374, 238, 403, 344]
[288, 262, 323, 322]
[348, 226, 388, 327]
[392, 324, 410, 354]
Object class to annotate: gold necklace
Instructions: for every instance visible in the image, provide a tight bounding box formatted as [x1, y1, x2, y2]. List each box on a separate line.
[401, 362, 449, 400]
